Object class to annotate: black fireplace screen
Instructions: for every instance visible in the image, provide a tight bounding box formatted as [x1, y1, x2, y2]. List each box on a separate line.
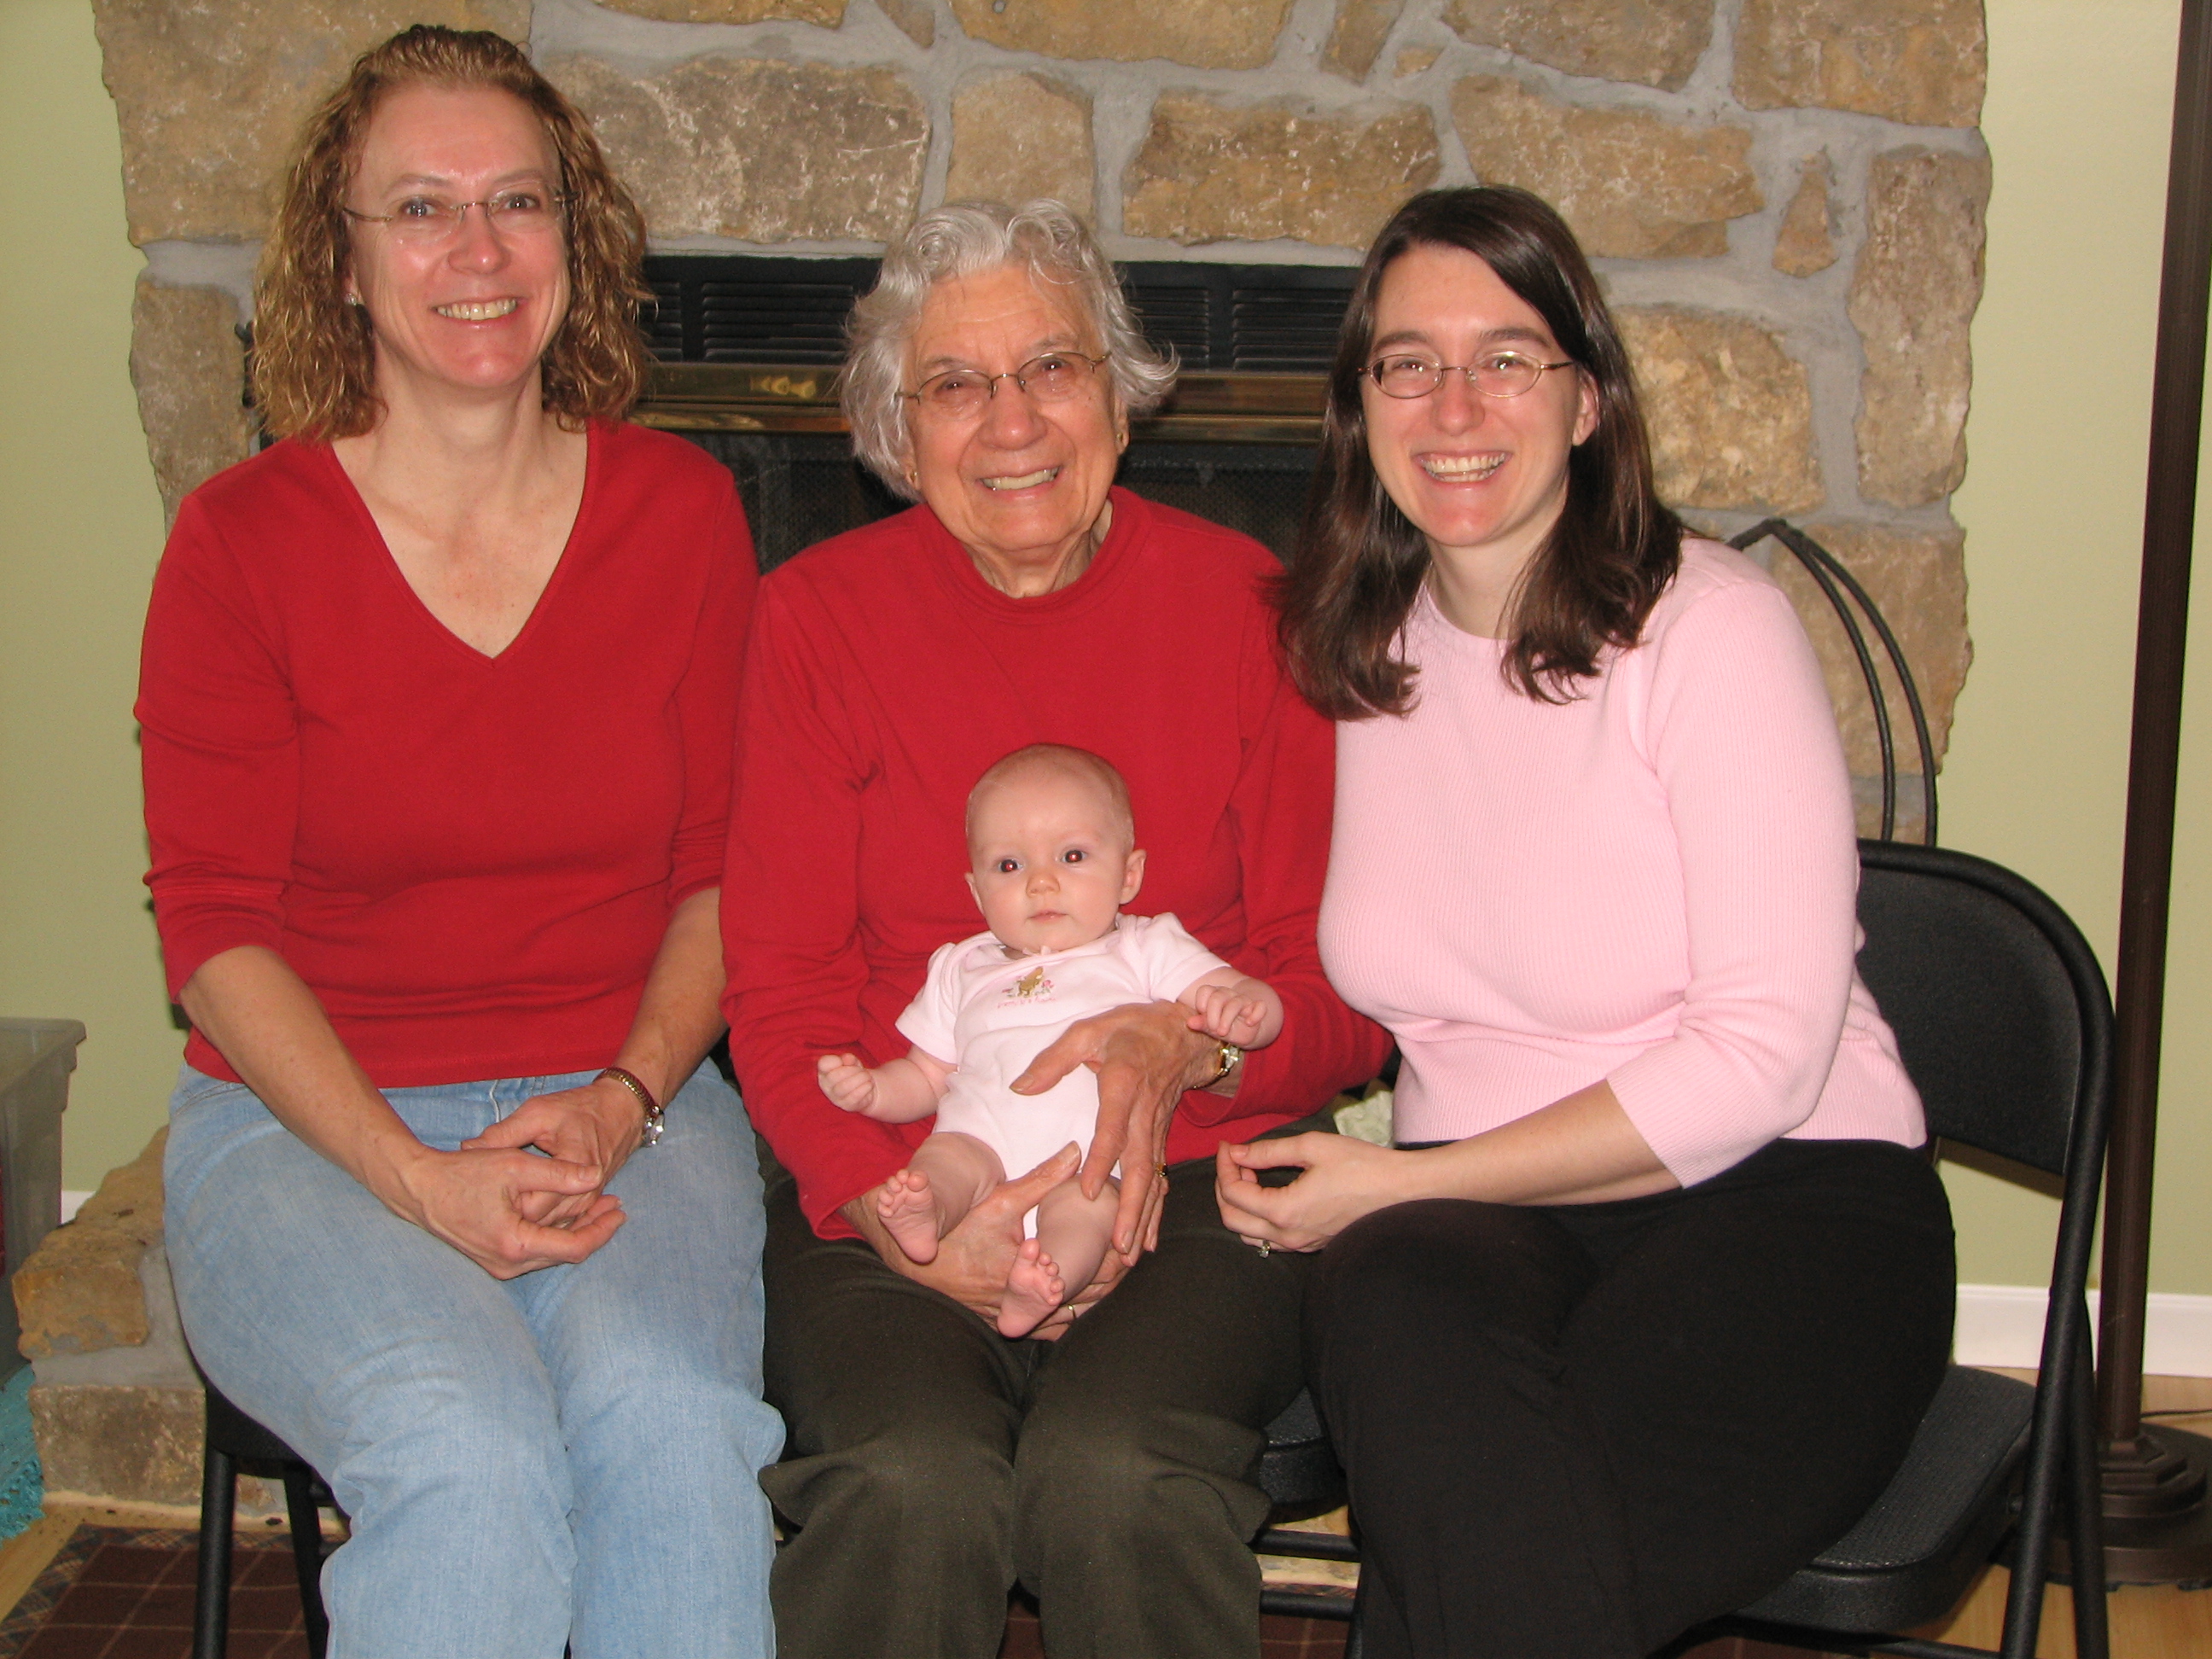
[684, 430, 1322, 576]
[678, 432, 899, 574]
[640, 255, 1350, 571]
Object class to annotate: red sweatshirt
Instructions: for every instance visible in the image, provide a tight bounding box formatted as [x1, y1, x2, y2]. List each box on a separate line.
[139, 423, 755, 1087]
[722, 487, 1390, 1235]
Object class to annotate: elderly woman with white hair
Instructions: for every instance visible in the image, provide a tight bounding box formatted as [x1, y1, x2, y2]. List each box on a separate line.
[723, 200, 1388, 1658]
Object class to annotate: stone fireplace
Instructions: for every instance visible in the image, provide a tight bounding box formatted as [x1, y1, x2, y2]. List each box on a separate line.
[101, 0, 1986, 838]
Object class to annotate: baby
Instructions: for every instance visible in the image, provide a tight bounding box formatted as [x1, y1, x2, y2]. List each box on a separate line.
[818, 743, 1282, 1337]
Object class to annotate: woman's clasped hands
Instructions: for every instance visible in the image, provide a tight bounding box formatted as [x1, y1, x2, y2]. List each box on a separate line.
[387, 1074, 656, 1279]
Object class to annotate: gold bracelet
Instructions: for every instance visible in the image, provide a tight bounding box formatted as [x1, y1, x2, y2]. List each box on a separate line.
[597, 1066, 665, 1148]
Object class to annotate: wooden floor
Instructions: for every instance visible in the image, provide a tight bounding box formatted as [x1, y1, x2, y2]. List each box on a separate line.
[0, 1381, 2205, 1656]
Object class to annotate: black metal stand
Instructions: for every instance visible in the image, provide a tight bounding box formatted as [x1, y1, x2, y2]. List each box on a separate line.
[2092, 0, 2212, 1586]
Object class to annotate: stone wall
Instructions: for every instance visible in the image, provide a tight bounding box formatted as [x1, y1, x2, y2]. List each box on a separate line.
[99, 0, 1988, 824]
[13, 1130, 277, 1512]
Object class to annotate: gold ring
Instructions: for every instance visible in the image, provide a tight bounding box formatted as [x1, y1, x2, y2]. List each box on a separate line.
[1155, 1162, 1168, 1179]
[1256, 1241, 1272, 1256]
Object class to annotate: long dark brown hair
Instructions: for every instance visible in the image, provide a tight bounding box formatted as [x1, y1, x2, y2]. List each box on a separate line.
[1276, 187, 1683, 715]
[251, 26, 650, 442]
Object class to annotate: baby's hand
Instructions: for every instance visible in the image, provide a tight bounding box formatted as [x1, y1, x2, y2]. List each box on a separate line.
[817, 1053, 877, 1114]
[1186, 984, 1269, 1047]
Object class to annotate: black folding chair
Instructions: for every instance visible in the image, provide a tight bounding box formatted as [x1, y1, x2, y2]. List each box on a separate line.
[1254, 1388, 1360, 1650]
[193, 1371, 332, 1659]
[1694, 840, 2115, 1659]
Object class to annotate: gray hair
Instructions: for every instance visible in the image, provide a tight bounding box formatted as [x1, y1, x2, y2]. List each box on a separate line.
[841, 200, 1179, 499]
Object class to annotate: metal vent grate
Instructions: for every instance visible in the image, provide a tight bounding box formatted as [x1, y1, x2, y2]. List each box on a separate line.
[1230, 286, 1355, 370]
[640, 255, 1356, 373]
[1120, 263, 1358, 372]
[642, 256, 877, 365]
[1122, 283, 1212, 366]
[641, 275, 687, 359]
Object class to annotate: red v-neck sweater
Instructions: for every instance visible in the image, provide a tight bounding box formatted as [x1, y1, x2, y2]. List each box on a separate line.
[139, 422, 755, 1088]
[723, 488, 1392, 1234]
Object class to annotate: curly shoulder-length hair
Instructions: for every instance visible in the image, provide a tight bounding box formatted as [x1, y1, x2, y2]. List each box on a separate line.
[1276, 186, 1684, 716]
[841, 200, 1178, 499]
[250, 25, 650, 442]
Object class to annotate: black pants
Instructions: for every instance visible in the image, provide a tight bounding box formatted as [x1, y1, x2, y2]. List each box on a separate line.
[1305, 1137, 1955, 1659]
[759, 1121, 1321, 1659]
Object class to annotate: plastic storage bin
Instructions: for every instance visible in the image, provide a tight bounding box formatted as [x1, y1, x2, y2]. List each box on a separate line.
[0, 1020, 84, 1376]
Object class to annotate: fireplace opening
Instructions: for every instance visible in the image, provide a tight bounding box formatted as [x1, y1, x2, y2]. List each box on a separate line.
[679, 429, 1324, 577]
[638, 254, 1353, 570]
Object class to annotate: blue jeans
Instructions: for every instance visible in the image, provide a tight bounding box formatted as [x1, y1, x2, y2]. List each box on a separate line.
[165, 1062, 783, 1659]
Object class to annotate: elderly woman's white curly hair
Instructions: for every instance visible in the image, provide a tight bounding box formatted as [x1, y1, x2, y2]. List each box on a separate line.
[841, 199, 1179, 499]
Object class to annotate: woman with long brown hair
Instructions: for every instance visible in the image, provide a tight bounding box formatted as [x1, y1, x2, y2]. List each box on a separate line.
[1218, 187, 1956, 1657]
[139, 27, 778, 1655]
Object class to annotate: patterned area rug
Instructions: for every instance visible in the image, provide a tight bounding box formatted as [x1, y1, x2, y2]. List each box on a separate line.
[0, 1525, 1348, 1658]
[0, 1526, 312, 1659]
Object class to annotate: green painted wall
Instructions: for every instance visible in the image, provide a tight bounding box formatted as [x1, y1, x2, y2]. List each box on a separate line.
[1946, 0, 2212, 1295]
[2, 1, 2208, 1297]
[0, 0, 177, 1191]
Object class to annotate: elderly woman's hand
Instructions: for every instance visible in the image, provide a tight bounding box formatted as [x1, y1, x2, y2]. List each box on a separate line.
[841, 1144, 1134, 1334]
[1012, 1000, 1220, 1260]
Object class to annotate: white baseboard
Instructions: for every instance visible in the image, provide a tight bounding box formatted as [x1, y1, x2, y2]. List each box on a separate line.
[58, 1190, 90, 1225]
[1955, 1283, 2212, 1377]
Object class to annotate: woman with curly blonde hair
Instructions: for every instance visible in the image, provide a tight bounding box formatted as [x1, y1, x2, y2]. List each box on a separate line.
[139, 26, 780, 1656]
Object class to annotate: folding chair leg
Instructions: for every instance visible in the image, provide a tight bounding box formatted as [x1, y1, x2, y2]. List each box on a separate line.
[2065, 1320, 2110, 1659]
[195, 1444, 236, 1659]
[2000, 1366, 2068, 1651]
[280, 1465, 330, 1659]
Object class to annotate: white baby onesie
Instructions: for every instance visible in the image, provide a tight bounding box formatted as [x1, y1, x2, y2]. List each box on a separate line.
[896, 913, 1230, 1221]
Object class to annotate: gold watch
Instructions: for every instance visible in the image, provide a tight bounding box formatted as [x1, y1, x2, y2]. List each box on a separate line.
[1199, 1040, 1244, 1091]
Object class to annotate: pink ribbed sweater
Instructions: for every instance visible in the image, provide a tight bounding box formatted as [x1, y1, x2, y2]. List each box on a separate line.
[1318, 538, 1925, 1186]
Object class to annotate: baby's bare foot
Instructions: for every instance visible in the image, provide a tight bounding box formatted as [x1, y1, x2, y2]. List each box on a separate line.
[997, 1238, 1067, 1338]
[876, 1169, 940, 1265]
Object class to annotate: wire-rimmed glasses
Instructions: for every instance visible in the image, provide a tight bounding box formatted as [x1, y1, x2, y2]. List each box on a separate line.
[900, 352, 1111, 418]
[342, 189, 568, 245]
[1365, 350, 1576, 399]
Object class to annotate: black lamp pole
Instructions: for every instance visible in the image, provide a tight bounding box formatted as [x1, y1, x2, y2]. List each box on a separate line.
[2092, 0, 2212, 1582]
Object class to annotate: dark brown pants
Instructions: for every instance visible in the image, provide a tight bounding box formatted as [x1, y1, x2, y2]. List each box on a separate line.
[1306, 1137, 1957, 1659]
[759, 1129, 1318, 1659]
